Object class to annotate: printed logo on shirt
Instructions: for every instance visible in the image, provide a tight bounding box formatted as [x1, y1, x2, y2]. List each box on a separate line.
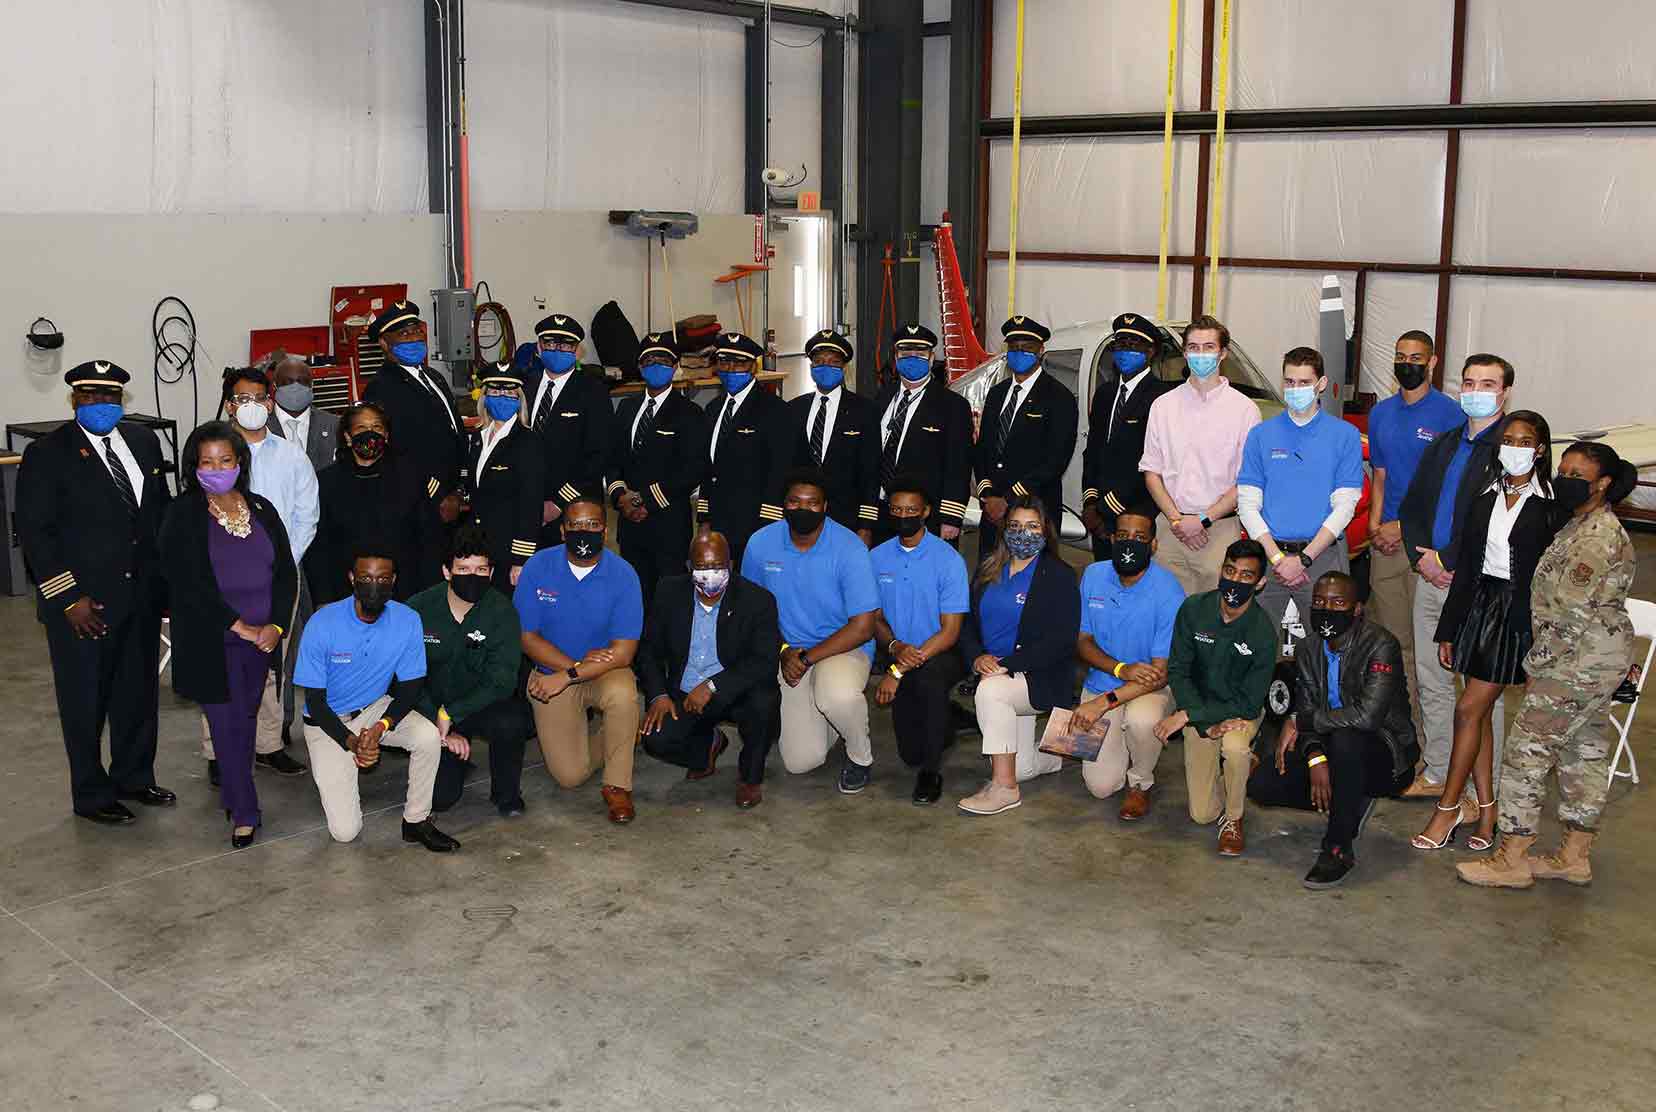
[467, 630, 487, 643]
[1087, 595, 1112, 609]
[329, 651, 353, 664]
[764, 561, 784, 574]
[1233, 642, 1254, 656]
[1415, 425, 1437, 442]
[1015, 592, 1028, 605]
[536, 588, 559, 604]
[1194, 632, 1215, 645]
[1270, 448, 1291, 460]
[878, 573, 896, 584]
[423, 634, 442, 645]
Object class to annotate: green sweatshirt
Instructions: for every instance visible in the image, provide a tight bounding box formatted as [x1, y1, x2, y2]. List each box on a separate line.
[407, 582, 523, 726]
[1166, 590, 1278, 735]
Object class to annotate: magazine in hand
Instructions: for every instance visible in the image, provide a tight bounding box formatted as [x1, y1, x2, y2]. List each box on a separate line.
[1038, 706, 1109, 762]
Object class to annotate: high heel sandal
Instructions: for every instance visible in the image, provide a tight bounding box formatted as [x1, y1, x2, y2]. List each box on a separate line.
[1411, 803, 1461, 850]
[1465, 799, 1497, 852]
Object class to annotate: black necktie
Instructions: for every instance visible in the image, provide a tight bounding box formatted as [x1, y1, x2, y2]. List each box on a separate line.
[810, 396, 829, 465]
[533, 379, 554, 432]
[102, 436, 138, 517]
[1108, 379, 1129, 441]
[634, 397, 657, 453]
[998, 383, 1022, 451]
[881, 389, 914, 491]
[716, 396, 738, 459]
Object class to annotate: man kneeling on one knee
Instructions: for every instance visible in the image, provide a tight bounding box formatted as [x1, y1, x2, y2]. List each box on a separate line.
[1250, 571, 1419, 889]
[295, 542, 463, 851]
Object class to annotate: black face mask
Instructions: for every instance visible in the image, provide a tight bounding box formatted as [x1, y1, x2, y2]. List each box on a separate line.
[449, 572, 490, 604]
[565, 530, 604, 561]
[893, 515, 926, 540]
[1217, 576, 1256, 609]
[1394, 362, 1427, 391]
[1111, 538, 1152, 577]
[1552, 476, 1594, 513]
[351, 430, 387, 461]
[354, 578, 393, 615]
[1310, 607, 1357, 642]
[785, 507, 826, 535]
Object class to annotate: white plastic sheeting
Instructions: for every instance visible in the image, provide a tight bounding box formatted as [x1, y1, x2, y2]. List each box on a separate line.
[1357, 273, 1438, 398]
[1228, 0, 1451, 108]
[990, 0, 1204, 117]
[0, 0, 428, 214]
[1466, 0, 1656, 103]
[986, 260, 1193, 337]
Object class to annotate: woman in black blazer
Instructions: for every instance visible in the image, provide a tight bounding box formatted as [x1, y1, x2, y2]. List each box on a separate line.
[957, 495, 1080, 816]
[467, 363, 546, 591]
[160, 422, 297, 848]
[1414, 410, 1560, 852]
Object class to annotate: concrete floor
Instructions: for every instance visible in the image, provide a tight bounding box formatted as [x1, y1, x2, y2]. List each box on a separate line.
[3, 536, 1656, 1112]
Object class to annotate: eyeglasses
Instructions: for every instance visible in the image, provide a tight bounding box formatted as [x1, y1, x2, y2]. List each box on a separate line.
[540, 340, 577, 353]
[228, 393, 267, 406]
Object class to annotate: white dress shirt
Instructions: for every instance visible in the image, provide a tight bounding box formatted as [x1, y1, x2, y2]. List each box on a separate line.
[631, 387, 672, 443]
[1003, 368, 1043, 418]
[278, 406, 312, 453]
[709, 380, 756, 461]
[879, 376, 930, 490]
[476, 414, 517, 475]
[806, 386, 844, 458]
[1483, 482, 1543, 581]
[247, 433, 320, 564]
[531, 369, 576, 426]
[402, 363, 458, 433]
[79, 424, 145, 505]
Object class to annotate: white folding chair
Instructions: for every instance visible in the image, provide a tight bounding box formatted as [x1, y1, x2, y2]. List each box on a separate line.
[158, 615, 171, 677]
[1608, 598, 1656, 787]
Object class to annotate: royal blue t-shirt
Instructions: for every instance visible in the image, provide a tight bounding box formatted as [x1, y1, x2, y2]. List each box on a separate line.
[294, 598, 427, 716]
[1237, 409, 1365, 541]
[1431, 420, 1500, 554]
[513, 546, 644, 671]
[1079, 560, 1185, 693]
[741, 519, 880, 659]
[977, 559, 1037, 659]
[1368, 388, 1463, 523]
[870, 531, 970, 648]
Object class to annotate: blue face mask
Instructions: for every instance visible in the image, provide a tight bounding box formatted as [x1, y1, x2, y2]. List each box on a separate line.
[1284, 384, 1318, 413]
[1460, 390, 1499, 419]
[895, 354, 931, 381]
[1004, 527, 1046, 560]
[1186, 352, 1220, 378]
[1006, 350, 1039, 375]
[540, 349, 577, 375]
[810, 363, 844, 390]
[483, 394, 521, 422]
[718, 370, 754, 394]
[640, 362, 676, 389]
[76, 402, 124, 435]
[1112, 349, 1149, 376]
[390, 340, 427, 366]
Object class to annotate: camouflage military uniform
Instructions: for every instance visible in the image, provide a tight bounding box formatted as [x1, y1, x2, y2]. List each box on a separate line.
[1498, 507, 1636, 835]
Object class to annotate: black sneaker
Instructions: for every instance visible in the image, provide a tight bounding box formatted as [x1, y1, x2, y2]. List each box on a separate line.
[207, 759, 220, 787]
[912, 771, 943, 806]
[256, 750, 308, 776]
[1303, 846, 1354, 890]
[402, 818, 461, 853]
[837, 761, 872, 795]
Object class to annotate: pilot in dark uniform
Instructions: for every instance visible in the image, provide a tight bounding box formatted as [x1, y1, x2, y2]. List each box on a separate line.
[973, 315, 1079, 552]
[361, 299, 467, 527]
[1080, 311, 1179, 561]
[697, 332, 793, 569]
[523, 313, 613, 547]
[870, 324, 974, 546]
[788, 328, 881, 543]
[467, 362, 546, 591]
[607, 332, 709, 613]
[15, 360, 176, 824]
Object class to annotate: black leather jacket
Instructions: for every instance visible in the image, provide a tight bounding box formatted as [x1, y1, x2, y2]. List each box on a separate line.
[1293, 616, 1420, 778]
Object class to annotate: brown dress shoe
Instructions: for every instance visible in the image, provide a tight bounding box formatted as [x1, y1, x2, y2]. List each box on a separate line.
[735, 782, 763, 809]
[685, 731, 729, 781]
[1118, 786, 1151, 821]
[601, 785, 635, 824]
[1217, 816, 1245, 856]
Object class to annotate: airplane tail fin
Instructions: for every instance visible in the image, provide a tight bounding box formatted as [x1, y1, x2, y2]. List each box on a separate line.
[933, 217, 990, 378]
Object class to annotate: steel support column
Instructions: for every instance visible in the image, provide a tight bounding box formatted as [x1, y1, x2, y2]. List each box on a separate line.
[424, 0, 466, 291]
[1432, 0, 1469, 385]
[946, 0, 986, 333]
[822, 21, 847, 329]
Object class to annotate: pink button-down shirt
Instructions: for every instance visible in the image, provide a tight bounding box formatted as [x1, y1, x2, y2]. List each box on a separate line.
[1138, 377, 1261, 512]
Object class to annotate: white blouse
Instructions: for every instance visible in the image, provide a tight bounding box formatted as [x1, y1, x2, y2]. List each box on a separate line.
[1482, 482, 1547, 580]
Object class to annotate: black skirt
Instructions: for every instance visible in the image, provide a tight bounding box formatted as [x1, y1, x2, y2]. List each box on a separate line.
[1452, 575, 1531, 685]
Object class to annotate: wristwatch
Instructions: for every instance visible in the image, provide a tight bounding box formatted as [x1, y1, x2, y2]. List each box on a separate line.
[1104, 691, 1120, 708]
[1298, 550, 1314, 568]
[1199, 515, 1213, 530]
[798, 648, 813, 667]
[706, 678, 718, 693]
[565, 666, 580, 682]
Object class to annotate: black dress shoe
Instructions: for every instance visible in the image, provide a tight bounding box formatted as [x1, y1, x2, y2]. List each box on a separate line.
[402, 818, 461, 852]
[256, 750, 308, 776]
[116, 785, 177, 807]
[208, 759, 220, 787]
[912, 771, 943, 806]
[76, 802, 137, 825]
[231, 827, 258, 849]
[1303, 846, 1355, 890]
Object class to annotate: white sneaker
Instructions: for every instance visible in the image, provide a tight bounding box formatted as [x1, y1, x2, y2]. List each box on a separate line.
[958, 781, 1023, 816]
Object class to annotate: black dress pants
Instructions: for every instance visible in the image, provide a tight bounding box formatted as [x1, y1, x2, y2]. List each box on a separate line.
[432, 695, 534, 811]
[45, 607, 162, 813]
[1247, 726, 1412, 852]
[641, 683, 781, 784]
[889, 651, 965, 774]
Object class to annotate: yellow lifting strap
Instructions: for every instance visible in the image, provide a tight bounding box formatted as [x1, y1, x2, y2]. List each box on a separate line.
[1206, 0, 1233, 314]
[1005, 0, 1027, 318]
[1155, 0, 1179, 320]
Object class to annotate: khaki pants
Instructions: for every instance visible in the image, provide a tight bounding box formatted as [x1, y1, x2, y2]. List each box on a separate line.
[302, 695, 440, 842]
[1080, 688, 1174, 797]
[1366, 540, 1422, 734]
[530, 668, 641, 790]
[1154, 514, 1242, 599]
[1413, 576, 1504, 784]
[1184, 715, 1262, 824]
[201, 593, 300, 757]
[973, 672, 1063, 781]
[779, 651, 873, 773]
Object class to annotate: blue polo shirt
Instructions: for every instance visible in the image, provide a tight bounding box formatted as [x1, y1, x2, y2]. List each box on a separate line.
[741, 519, 880, 659]
[1368, 388, 1464, 523]
[1237, 409, 1365, 541]
[1431, 420, 1500, 553]
[294, 598, 426, 716]
[513, 546, 644, 671]
[1079, 560, 1185, 693]
[870, 532, 970, 648]
[978, 559, 1037, 659]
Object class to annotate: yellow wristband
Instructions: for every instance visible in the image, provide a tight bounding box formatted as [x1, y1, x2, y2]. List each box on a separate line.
[271, 624, 284, 635]
[1270, 550, 1286, 566]
[437, 706, 449, 721]
[1307, 754, 1328, 768]
[889, 665, 904, 680]
[379, 717, 394, 731]
[1112, 661, 1126, 679]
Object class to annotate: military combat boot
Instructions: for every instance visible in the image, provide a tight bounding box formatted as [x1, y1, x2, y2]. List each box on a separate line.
[1529, 829, 1595, 886]
[1455, 833, 1536, 889]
